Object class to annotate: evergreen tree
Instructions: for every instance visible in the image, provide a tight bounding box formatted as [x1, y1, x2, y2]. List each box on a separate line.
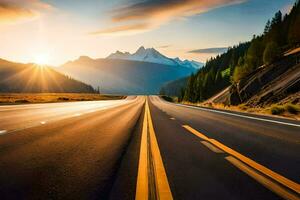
[263, 42, 280, 64]
[264, 20, 271, 34]
[288, 1, 300, 46]
[245, 36, 264, 70]
[178, 1, 299, 103]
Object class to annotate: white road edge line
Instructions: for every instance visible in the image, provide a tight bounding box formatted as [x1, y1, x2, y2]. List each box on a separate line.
[0, 99, 138, 137]
[175, 103, 300, 128]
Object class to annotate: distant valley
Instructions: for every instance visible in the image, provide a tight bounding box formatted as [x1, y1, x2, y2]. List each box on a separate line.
[58, 47, 203, 94]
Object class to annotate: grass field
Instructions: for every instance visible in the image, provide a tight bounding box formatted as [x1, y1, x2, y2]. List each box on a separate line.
[0, 93, 125, 105]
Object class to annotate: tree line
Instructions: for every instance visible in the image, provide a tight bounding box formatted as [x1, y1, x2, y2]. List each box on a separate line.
[179, 0, 300, 103]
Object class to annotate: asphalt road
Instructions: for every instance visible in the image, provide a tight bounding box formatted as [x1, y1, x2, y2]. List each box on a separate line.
[147, 96, 300, 200]
[0, 96, 299, 200]
[0, 96, 144, 199]
[0, 97, 135, 133]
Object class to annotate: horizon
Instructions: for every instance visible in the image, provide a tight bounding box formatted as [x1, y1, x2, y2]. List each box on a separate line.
[0, 1, 299, 199]
[0, 0, 294, 66]
[0, 45, 204, 67]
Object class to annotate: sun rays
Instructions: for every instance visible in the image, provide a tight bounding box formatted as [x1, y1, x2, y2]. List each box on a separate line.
[1, 62, 64, 93]
[33, 53, 51, 66]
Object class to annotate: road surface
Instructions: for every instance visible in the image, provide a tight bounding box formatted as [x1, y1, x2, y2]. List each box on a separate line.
[0, 96, 144, 199]
[0, 96, 299, 200]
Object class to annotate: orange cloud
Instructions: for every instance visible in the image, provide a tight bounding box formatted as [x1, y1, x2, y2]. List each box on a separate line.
[0, 0, 52, 24]
[90, 23, 152, 36]
[93, 0, 246, 35]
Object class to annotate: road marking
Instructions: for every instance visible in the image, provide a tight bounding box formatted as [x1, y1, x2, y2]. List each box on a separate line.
[136, 100, 149, 200]
[183, 125, 300, 197]
[226, 156, 300, 200]
[175, 103, 300, 128]
[183, 125, 209, 140]
[147, 100, 173, 200]
[0, 100, 136, 137]
[200, 141, 224, 153]
[0, 130, 7, 135]
[136, 98, 173, 200]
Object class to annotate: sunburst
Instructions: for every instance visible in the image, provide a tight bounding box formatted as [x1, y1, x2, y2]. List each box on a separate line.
[33, 53, 50, 66]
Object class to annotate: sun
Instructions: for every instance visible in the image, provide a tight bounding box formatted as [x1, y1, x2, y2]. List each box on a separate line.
[33, 53, 50, 66]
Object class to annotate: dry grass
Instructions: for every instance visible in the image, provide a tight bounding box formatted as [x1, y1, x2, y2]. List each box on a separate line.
[181, 101, 300, 121]
[0, 93, 125, 105]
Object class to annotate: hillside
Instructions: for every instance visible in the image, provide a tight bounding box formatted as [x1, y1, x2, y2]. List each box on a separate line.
[167, 1, 300, 105]
[160, 77, 188, 96]
[0, 59, 96, 93]
[58, 56, 195, 95]
[161, 42, 250, 99]
[209, 49, 300, 106]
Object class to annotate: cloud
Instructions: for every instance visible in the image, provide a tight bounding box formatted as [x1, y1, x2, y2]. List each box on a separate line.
[93, 0, 246, 35]
[89, 23, 152, 36]
[0, 0, 52, 24]
[157, 45, 171, 49]
[188, 47, 228, 54]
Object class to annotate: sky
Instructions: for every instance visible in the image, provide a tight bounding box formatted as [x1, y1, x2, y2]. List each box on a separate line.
[0, 0, 295, 66]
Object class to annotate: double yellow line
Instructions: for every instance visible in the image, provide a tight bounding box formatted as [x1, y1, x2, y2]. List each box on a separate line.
[136, 98, 173, 200]
[136, 97, 299, 200]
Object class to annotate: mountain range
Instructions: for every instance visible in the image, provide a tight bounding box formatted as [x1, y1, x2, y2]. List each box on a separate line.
[58, 47, 202, 94]
[107, 46, 203, 69]
[0, 47, 202, 95]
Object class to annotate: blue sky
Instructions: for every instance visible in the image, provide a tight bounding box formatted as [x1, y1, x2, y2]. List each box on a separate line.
[0, 0, 295, 65]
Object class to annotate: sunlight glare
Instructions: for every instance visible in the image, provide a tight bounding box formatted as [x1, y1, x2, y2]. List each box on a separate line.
[33, 53, 50, 66]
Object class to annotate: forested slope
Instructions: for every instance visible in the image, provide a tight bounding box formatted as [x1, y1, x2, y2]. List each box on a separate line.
[0, 59, 96, 93]
[163, 0, 300, 104]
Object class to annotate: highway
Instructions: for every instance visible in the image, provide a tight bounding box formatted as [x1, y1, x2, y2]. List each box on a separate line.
[0, 96, 144, 199]
[145, 96, 300, 200]
[0, 97, 135, 134]
[0, 96, 299, 200]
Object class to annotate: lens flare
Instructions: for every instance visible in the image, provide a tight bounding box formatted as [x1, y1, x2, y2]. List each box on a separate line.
[33, 53, 50, 66]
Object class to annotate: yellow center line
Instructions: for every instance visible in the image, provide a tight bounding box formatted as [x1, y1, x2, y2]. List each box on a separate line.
[135, 98, 149, 200]
[136, 97, 173, 200]
[182, 125, 300, 198]
[147, 100, 173, 200]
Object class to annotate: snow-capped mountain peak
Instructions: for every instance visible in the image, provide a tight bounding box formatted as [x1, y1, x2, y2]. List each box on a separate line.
[107, 46, 204, 69]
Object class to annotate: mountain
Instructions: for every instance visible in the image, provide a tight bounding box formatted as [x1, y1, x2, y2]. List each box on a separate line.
[58, 56, 195, 95]
[0, 58, 96, 93]
[107, 46, 204, 69]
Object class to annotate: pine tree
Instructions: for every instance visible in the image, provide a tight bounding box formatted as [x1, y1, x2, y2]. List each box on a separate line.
[263, 42, 280, 64]
[264, 20, 271, 34]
